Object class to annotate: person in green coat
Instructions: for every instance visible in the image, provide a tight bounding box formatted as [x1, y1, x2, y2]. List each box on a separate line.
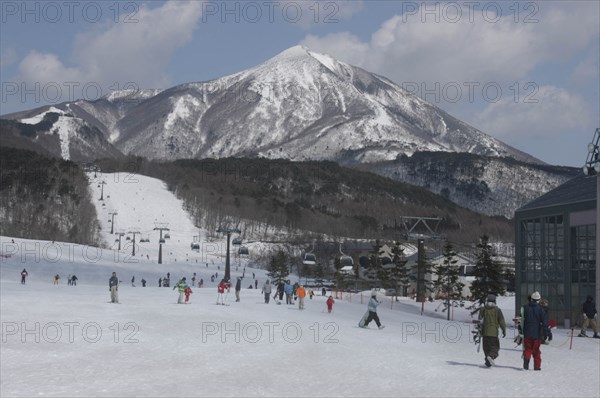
[173, 277, 189, 304]
[478, 294, 506, 367]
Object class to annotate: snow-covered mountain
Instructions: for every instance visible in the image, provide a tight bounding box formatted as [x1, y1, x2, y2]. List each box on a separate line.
[3, 46, 537, 164]
[2, 45, 577, 217]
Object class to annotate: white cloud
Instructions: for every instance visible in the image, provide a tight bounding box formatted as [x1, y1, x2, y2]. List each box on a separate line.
[17, 1, 203, 92]
[300, 3, 599, 88]
[473, 85, 595, 142]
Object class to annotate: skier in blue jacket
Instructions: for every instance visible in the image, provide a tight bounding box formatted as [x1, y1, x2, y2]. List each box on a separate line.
[362, 291, 385, 329]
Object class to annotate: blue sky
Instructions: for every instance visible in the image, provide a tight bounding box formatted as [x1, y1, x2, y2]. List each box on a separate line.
[1, 0, 598, 167]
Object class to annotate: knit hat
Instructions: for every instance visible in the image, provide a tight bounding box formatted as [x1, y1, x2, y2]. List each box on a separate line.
[371, 290, 377, 297]
[486, 294, 496, 303]
[531, 291, 541, 301]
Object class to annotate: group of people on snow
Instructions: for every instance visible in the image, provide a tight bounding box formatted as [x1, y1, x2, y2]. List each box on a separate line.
[478, 291, 598, 371]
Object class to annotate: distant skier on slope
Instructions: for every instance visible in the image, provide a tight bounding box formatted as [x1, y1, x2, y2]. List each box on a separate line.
[478, 294, 506, 367]
[184, 286, 193, 303]
[359, 291, 384, 329]
[235, 277, 242, 302]
[327, 296, 335, 313]
[297, 285, 307, 310]
[109, 272, 119, 303]
[20, 269, 28, 285]
[261, 280, 271, 304]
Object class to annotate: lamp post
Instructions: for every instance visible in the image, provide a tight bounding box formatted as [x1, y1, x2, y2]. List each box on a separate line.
[217, 226, 241, 282]
[583, 128, 600, 308]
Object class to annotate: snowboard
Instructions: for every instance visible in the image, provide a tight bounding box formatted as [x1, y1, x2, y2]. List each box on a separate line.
[358, 310, 370, 328]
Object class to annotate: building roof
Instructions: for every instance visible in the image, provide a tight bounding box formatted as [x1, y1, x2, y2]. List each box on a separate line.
[516, 174, 596, 213]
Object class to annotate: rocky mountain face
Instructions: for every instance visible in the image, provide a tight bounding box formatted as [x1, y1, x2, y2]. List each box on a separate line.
[0, 46, 577, 217]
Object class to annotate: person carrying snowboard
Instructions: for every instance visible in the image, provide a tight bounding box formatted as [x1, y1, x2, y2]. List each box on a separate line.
[184, 286, 193, 303]
[109, 272, 119, 303]
[521, 291, 549, 370]
[174, 278, 189, 304]
[360, 291, 384, 329]
[327, 296, 335, 313]
[478, 294, 506, 367]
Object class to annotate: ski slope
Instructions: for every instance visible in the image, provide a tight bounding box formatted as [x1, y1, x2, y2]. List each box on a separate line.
[1, 172, 599, 397]
[1, 236, 599, 398]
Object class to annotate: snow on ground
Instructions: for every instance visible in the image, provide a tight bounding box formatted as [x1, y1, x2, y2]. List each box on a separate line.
[1, 236, 599, 398]
[1, 172, 598, 397]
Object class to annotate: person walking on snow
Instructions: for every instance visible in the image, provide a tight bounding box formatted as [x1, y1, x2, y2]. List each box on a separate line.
[174, 278, 189, 304]
[20, 269, 28, 285]
[235, 277, 242, 302]
[309, 288, 314, 299]
[521, 291, 549, 370]
[579, 295, 599, 338]
[54, 274, 60, 285]
[478, 294, 506, 367]
[361, 291, 385, 329]
[284, 281, 293, 304]
[262, 280, 272, 304]
[71, 275, 78, 286]
[184, 286, 193, 303]
[217, 279, 228, 305]
[327, 296, 335, 313]
[297, 285, 307, 310]
[192, 273, 196, 287]
[109, 272, 119, 303]
[131, 276, 135, 287]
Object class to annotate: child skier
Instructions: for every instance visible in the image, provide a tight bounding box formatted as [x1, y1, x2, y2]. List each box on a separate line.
[217, 279, 227, 305]
[327, 296, 335, 313]
[184, 286, 193, 303]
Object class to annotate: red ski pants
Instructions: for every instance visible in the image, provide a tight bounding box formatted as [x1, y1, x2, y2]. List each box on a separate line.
[523, 337, 542, 369]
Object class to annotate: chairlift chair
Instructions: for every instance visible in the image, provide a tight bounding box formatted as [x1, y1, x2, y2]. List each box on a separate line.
[338, 244, 354, 267]
[232, 237, 242, 246]
[126, 236, 131, 241]
[164, 233, 171, 239]
[303, 253, 316, 265]
[159, 238, 166, 244]
[191, 242, 200, 250]
[239, 246, 249, 255]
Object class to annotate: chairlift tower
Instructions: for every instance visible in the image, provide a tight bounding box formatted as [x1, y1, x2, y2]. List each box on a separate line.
[398, 216, 443, 305]
[108, 211, 117, 234]
[154, 223, 170, 264]
[216, 226, 241, 282]
[127, 230, 141, 257]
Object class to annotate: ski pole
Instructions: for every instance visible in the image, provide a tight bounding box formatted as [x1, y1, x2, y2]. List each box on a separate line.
[570, 327, 574, 350]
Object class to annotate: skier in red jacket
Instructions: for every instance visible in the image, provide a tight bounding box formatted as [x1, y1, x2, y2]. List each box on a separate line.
[327, 296, 335, 313]
[217, 280, 228, 305]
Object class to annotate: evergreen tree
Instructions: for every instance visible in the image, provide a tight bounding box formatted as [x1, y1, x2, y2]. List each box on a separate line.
[503, 268, 516, 292]
[470, 235, 506, 305]
[267, 250, 289, 283]
[387, 241, 410, 298]
[433, 241, 465, 320]
[369, 239, 384, 281]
